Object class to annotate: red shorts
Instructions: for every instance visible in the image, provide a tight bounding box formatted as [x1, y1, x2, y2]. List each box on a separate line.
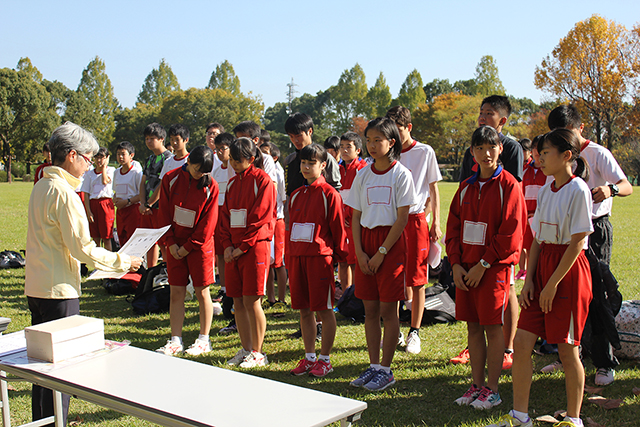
[271, 218, 285, 268]
[344, 226, 357, 265]
[116, 203, 140, 246]
[404, 212, 430, 287]
[523, 222, 534, 253]
[214, 216, 224, 256]
[289, 255, 335, 311]
[166, 244, 215, 287]
[139, 208, 161, 229]
[89, 198, 115, 239]
[225, 240, 270, 298]
[284, 228, 291, 267]
[517, 244, 592, 345]
[455, 264, 510, 325]
[354, 226, 406, 303]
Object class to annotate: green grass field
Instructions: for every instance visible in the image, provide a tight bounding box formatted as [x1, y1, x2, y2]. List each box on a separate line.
[1, 181, 639, 426]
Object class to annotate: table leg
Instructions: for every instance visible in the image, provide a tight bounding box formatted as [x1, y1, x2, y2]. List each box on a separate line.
[1, 370, 11, 427]
[52, 391, 63, 427]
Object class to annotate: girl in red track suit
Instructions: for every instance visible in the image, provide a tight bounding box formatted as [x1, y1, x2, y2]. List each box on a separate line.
[219, 137, 276, 368]
[156, 145, 219, 356]
[489, 129, 594, 427]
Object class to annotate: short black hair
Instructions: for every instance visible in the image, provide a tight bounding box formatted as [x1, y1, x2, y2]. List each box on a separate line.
[260, 129, 271, 144]
[214, 132, 235, 147]
[323, 136, 340, 151]
[233, 121, 261, 140]
[285, 112, 314, 135]
[116, 141, 135, 155]
[300, 143, 328, 163]
[95, 146, 110, 157]
[143, 122, 166, 140]
[42, 142, 50, 152]
[471, 126, 502, 148]
[481, 95, 512, 118]
[548, 104, 582, 130]
[206, 122, 225, 133]
[340, 131, 362, 150]
[519, 138, 532, 152]
[386, 105, 411, 127]
[364, 117, 402, 162]
[168, 124, 190, 141]
[269, 143, 280, 159]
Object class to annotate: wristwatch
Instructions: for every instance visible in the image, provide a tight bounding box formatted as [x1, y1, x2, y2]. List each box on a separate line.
[608, 183, 619, 197]
[145, 202, 152, 209]
[480, 259, 491, 269]
[378, 246, 388, 255]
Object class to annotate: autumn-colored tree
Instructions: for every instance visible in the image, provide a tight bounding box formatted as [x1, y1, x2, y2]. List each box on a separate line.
[527, 111, 551, 140]
[137, 58, 180, 108]
[534, 14, 638, 150]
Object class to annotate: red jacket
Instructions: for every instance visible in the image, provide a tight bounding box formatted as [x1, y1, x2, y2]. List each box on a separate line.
[288, 175, 348, 261]
[219, 164, 276, 253]
[34, 162, 50, 185]
[446, 166, 526, 268]
[159, 165, 219, 253]
[521, 160, 547, 215]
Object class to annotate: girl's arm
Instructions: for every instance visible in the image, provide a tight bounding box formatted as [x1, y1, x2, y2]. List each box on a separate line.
[368, 205, 410, 274]
[182, 183, 219, 254]
[351, 209, 372, 275]
[539, 232, 588, 313]
[519, 239, 541, 308]
[83, 192, 94, 223]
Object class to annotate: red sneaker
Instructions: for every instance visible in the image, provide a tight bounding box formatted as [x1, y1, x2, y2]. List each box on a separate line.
[502, 352, 513, 370]
[450, 348, 470, 364]
[309, 360, 334, 378]
[290, 358, 315, 376]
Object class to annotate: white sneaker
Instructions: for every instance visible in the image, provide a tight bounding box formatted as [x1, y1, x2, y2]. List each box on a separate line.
[485, 411, 533, 427]
[156, 340, 183, 356]
[238, 351, 268, 368]
[227, 348, 250, 366]
[405, 330, 421, 354]
[540, 360, 563, 373]
[184, 338, 212, 356]
[595, 367, 614, 386]
[398, 331, 406, 347]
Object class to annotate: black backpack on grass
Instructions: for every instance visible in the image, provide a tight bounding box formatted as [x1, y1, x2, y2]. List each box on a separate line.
[0, 250, 26, 268]
[128, 262, 170, 315]
[335, 284, 365, 323]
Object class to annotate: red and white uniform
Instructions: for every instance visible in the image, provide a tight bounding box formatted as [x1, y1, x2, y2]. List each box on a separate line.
[580, 140, 627, 219]
[521, 159, 552, 250]
[34, 162, 51, 185]
[219, 164, 276, 297]
[400, 140, 442, 287]
[212, 163, 236, 255]
[288, 175, 348, 310]
[113, 164, 143, 245]
[446, 166, 526, 325]
[345, 161, 416, 302]
[160, 154, 189, 179]
[339, 157, 367, 264]
[82, 167, 116, 240]
[519, 176, 594, 344]
[159, 165, 219, 287]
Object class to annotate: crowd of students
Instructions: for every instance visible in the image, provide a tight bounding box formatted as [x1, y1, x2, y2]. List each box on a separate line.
[43, 96, 632, 427]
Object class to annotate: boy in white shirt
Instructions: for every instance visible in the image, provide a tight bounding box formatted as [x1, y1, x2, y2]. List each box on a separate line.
[82, 147, 116, 250]
[160, 124, 190, 179]
[113, 141, 143, 246]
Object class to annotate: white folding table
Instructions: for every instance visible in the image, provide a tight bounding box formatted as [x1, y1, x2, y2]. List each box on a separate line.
[0, 336, 366, 427]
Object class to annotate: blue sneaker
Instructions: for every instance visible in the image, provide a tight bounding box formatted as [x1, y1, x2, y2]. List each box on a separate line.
[350, 367, 378, 388]
[363, 369, 396, 391]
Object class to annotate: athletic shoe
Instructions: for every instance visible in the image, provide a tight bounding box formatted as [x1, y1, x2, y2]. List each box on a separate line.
[309, 360, 334, 378]
[350, 367, 378, 388]
[450, 348, 471, 364]
[502, 352, 513, 370]
[515, 270, 527, 280]
[595, 367, 614, 386]
[397, 331, 406, 347]
[239, 351, 268, 368]
[156, 340, 183, 356]
[363, 369, 395, 391]
[485, 412, 533, 427]
[212, 289, 225, 302]
[184, 338, 212, 356]
[470, 386, 502, 410]
[455, 384, 481, 406]
[405, 330, 421, 354]
[553, 418, 580, 427]
[316, 323, 323, 342]
[227, 348, 250, 366]
[272, 300, 288, 310]
[290, 358, 315, 376]
[540, 360, 563, 373]
[219, 322, 237, 335]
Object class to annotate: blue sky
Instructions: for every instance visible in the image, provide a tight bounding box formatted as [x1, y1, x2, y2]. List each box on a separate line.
[2, 1, 638, 111]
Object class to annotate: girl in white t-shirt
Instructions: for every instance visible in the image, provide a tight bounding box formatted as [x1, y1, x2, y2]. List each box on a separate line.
[490, 129, 593, 427]
[345, 117, 416, 392]
[82, 146, 116, 250]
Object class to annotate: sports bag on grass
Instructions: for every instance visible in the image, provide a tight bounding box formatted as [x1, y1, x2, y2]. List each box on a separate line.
[128, 262, 170, 315]
[614, 300, 640, 360]
[0, 250, 26, 268]
[335, 284, 365, 323]
[422, 283, 456, 325]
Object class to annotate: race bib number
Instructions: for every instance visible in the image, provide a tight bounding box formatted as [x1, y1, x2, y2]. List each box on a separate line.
[366, 186, 392, 205]
[524, 185, 542, 201]
[92, 181, 105, 195]
[538, 221, 559, 243]
[290, 223, 315, 243]
[462, 221, 487, 246]
[230, 209, 247, 228]
[115, 183, 128, 196]
[174, 206, 196, 228]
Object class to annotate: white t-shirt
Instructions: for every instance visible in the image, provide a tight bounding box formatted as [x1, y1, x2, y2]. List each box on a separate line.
[262, 152, 277, 183]
[275, 165, 286, 219]
[81, 167, 115, 199]
[399, 140, 442, 215]
[580, 141, 627, 219]
[346, 161, 416, 229]
[211, 163, 236, 206]
[531, 177, 593, 249]
[113, 164, 143, 201]
[160, 154, 189, 179]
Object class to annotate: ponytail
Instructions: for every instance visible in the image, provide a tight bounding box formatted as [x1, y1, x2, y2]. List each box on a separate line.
[542, 129, 591, 182]
[188, 145, 214, 189]
[230, 137, 264, 170]
[574, 156, 590, 183]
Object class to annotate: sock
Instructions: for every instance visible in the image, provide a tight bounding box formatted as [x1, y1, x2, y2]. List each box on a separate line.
[171, 336, 182, 345]
[511, 409, 529, 422]
[409, 327, 420, 335]
[405, 300, 412, 311]
[198, 334, 209, 342]
[305, 353, 317, 362]
[566, 417, 583, 427]
[370, 363, 381, 371]
[221, 286, 226, 292]
[505, 348, 514, 354]
[379, 365, 391, 373]
[318, 354, 330, 363]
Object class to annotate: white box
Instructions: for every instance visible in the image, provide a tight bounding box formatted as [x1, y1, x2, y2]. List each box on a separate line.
[25, 315, 105, 363]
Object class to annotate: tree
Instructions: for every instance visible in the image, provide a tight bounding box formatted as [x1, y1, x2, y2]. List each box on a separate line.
[534, 15, 638, 149]
[137, 58, 180, 108]
[365, 72, 392, 117]
[74, 56, 119, 145]
[393, 69, 425, 111]
[328, 64, 368, 133]
[16, 57, 43, 83]
[207, 60, 241, 95]
[474, 55, 506, 96]
[423, 78, 454, 104]
[113, 103, 160, 156]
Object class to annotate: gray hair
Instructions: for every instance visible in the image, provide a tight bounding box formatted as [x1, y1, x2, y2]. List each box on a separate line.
[49, 122, 99, 166]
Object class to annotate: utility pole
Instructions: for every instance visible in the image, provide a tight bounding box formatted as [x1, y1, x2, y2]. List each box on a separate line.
[286, 78, 298, 114]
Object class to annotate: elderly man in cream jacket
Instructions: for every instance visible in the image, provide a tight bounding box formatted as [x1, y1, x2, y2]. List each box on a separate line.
[25, 122, 143, 426]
